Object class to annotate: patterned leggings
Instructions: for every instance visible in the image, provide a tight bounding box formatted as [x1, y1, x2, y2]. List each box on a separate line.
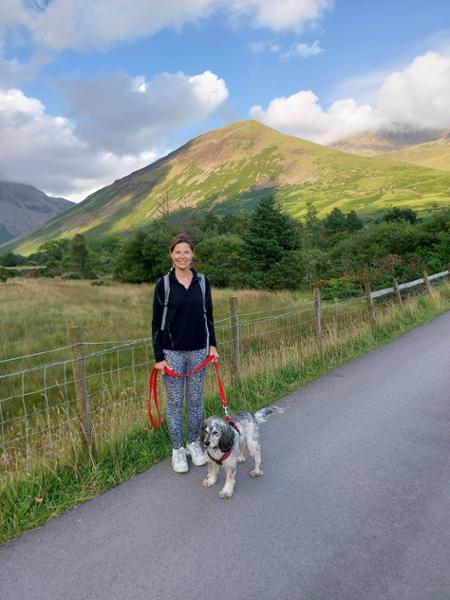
[163, 348, 208, 449]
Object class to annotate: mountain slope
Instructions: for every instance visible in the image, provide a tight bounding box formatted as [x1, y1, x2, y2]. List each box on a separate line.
[331, 128, 445, 156]
[4, 120, 450, 255]
[0, 182, 74, 244]
[383, 134, 450, 172]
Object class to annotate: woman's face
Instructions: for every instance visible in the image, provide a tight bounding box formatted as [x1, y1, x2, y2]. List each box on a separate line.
[171, 242, 194, 270]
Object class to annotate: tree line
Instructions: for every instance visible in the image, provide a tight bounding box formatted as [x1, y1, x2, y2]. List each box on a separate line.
[1, 197, 450, 298]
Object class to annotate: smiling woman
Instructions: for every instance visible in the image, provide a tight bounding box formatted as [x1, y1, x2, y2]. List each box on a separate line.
[151, 233, 219, 473]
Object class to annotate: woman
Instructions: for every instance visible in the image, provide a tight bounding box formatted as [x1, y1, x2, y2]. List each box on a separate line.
[152, 233, 219, 473]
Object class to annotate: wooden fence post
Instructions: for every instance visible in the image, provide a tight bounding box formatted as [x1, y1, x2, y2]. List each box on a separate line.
[313, 287, 322, 346]
[393, 279, 403, 307]
[229, 297, 240, 382]
[69, 327, 93, 452]
[365, 284, 377, 330]
[423, 270, 432, 295]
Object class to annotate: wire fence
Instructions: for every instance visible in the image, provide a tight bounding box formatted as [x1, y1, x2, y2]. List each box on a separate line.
[1, 269, 449, 478]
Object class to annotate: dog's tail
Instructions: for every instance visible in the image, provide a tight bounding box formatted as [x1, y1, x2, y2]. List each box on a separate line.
[254, 405, 285, 424]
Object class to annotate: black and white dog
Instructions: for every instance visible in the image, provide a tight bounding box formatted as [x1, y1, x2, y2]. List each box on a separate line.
[202, 406, 284, 498]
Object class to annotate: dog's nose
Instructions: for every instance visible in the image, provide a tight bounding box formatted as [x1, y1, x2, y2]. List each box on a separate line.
[204, 440, 210, 447]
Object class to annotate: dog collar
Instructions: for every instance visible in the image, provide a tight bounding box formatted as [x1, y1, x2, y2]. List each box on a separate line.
[207, 448, 233, 465]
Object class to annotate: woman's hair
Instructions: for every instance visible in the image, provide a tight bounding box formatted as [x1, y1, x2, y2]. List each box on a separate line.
[169, 233, 194, 253]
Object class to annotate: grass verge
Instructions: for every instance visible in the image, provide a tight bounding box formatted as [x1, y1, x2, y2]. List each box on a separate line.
[1, 286, 449, 545]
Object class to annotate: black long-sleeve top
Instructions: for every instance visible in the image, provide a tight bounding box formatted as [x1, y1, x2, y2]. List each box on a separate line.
[152, 268, 217, 362]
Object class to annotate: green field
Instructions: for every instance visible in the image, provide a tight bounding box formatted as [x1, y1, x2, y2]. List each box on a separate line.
[0, 277, 310, 361]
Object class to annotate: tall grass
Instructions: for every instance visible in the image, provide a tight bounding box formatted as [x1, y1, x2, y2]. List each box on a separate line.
[0, 278, 311, 477]
[1, 278, 450, 544]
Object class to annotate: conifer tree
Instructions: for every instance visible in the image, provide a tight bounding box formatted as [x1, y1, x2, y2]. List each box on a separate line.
[242, 195, 300, 271]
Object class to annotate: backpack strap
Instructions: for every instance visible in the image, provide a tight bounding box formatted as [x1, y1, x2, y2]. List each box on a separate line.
[198, 273, 209, 350]
[160, 273, 170, 331]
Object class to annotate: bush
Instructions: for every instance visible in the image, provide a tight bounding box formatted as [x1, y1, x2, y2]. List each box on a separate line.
[265, 250, 305, 290]
[195, 235, 244, 287]
[321, 278, 362, 300]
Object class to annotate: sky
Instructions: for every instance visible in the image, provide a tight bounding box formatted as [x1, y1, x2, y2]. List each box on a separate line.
[1, 0, 450, 202]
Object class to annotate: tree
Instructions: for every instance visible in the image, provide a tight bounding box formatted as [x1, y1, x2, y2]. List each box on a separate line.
[346, 210, 363, 231]
[265, 250, 305, 290]
[70, 234, 93, 277]
[196, 235, 244, 287]
[242, 195, 301, 274]
[323, 208, 347, 235]
[114, 227, 172, 283]
[0, 252, 26, 267]
[301, 248, 329, 286]
[37, 238, 71, 270]
[303, 200, 323, 249]
[114, 231, 147, 282]
[141, 227, 172, 281]
[381, 207, 417, 224]
[199, 212, 221, 238]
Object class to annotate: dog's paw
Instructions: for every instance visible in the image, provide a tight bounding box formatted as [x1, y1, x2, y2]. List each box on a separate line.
[219, 487, 233, 499]
[249, 469, 263, 477]
[203, 477, 216, 488]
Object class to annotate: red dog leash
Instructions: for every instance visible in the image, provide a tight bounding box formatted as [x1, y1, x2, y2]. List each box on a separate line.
[147, 355, 229, 428]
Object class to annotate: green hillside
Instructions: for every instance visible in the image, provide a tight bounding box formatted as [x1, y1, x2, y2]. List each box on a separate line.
[385, 135, 450, 172]
[4, 120, 450, 255]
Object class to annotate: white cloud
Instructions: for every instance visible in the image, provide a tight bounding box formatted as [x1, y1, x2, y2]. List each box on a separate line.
[59, 70, 228, 154]
[0, 1, 333, 55]
[27, 0, 217, 52]
[377, 52, 450, 129]
[251, 90, 383, 144]
[281, 40, 324, 59]
[249, 38, 323, 59]
[229, 0, 333, 33]
[0, 0, 27, 29]
[0, 69, 227, 200]
[250, 50, 450, 144]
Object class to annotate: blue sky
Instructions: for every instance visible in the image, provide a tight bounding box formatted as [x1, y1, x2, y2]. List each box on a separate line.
[1, 0, 450, 200]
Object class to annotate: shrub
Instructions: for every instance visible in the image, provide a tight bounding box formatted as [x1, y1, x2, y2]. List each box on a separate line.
[321, 278, 362, 300]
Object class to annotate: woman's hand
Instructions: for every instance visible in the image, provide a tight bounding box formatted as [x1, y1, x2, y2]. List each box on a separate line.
[154, 360, 169, 372]
[209, 345, 219, 363]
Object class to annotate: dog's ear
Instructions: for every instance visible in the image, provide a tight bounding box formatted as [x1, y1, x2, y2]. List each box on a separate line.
[218, 423, 235, 453]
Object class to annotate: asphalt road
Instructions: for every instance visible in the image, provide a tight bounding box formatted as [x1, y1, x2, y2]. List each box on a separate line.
[2, 312, 450, 600]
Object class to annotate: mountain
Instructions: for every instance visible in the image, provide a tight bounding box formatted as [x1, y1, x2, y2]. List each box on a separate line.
[4, 120, 450, 255]
[0, 182, 74, 245]
[331, 128, 445, 156]
[382, 132, 450, 172]
[332, 128, 450, 172]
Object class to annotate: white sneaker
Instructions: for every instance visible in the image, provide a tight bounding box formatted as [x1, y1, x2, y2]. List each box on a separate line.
[186, 440, 207, 466]
[172, 447, 188, 473]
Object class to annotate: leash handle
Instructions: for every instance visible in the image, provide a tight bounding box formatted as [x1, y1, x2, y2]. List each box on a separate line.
[163, 355, 215, 378]
[147, 356, 229, 429]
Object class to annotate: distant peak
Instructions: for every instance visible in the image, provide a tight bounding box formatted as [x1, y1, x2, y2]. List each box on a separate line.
[206, 119, 278, 135]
